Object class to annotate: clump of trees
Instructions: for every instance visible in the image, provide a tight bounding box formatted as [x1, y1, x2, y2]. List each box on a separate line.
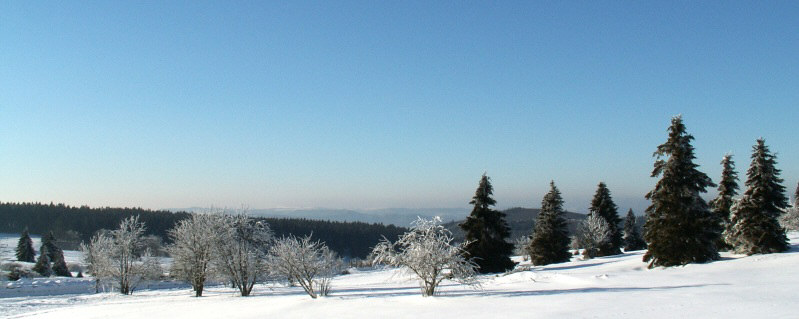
[372, 217, 478, 297]
[725, 139, 790, 254]
[459, 173, 516, 273]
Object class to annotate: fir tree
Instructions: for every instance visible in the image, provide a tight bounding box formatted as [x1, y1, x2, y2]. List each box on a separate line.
[588, 182, 623, 256]
[32, 246, 53, 277]
[725, 139, 789, 254]
[51, 253, 73, 277]
[623, 209, 646, 251]
[709, 154, 739, 251]
[459, 173, 516, 273]
[643, 116, 720, 268]
[15, 228, 36, 262]
[527, 181, 571, 265]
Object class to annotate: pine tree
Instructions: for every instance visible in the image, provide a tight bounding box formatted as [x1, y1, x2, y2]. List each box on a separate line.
[588, 182, 623, 256]
[709, 154, 739, 251]
[623, 209, 646, 251]
[15, 228, 36, 262]
[725, 139, 789, 254]
[33, 246, 53, 277]
[51, 253, 73, 277]
[459, 173, 516, 273]
[643, 116, 720, 268]
[527, 181, 571, 265]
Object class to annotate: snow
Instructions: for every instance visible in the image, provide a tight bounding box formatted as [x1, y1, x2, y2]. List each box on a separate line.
[2, 232, 799, 318]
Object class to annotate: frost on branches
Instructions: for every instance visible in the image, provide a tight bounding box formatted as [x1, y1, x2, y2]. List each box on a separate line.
[80, 216, 163, 295]
[779, 183, 799, 231]
[573, 214, 612, 259]
[269, 235, 342, 298]
[212, 214, 273, 297]
[371, 217, 478, 297]
[168, 213, 223, 297]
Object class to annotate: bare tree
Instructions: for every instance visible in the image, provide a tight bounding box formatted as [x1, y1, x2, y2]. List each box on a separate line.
[573, 214, 613, 259]
[168, 213, 223, 297]
[371, 217, 478, 297]
[81, 216, 162, 294]
[212, 213, 272, 297]
[269, 235, 342, 298]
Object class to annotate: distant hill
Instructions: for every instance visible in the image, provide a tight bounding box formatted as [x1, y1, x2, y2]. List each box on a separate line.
[444, 207, 588, 241]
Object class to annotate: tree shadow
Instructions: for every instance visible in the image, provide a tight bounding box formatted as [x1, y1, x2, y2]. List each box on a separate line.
[536, 259, 625, 271]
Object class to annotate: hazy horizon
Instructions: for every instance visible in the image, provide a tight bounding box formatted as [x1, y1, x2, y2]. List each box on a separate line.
[2, 2, 797, 215]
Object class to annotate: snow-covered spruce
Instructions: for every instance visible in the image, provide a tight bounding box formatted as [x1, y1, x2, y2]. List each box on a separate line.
[459, 173, 516, 273]
[371, 217, 478, 297]
[269, 235, 342, 298]
[80, 216, 163, 295]
[622, 209, 646, 251]
[212, 213, 272, 297]
[709, 154, 739, 251]
[573, 214, 612, 259]
[527, 181, 571, 266]
[587, 182, 623, 256]
[643, 115, 720, 268]
[168, 212, 224, 297]
[725, 139, 790, 254]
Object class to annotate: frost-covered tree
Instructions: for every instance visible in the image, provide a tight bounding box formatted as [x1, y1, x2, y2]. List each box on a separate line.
[459, 173, 516, 273]
[623, 209, 646, 251]
[725, 139, 789, 254]
[32, 246, 52, 277]
[574, 214, 612, 259]
[709, 154, 739, 251]
[212, 214, 272, 297]
[588, 182, 623, 256]
[168, 213, 223, 297]
[643, 116, 720, 268]
[16, 228, 36, 262]
[81, 216, 162, 294]
[513, 236, 532, 260]
[372, 217, 478, 297]
[779, 183, 799, 231]
[269, 235, 342, 298]
[527, 181, 571, 265]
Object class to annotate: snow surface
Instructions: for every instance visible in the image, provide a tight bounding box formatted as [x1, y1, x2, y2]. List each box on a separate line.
[2, 232, 799, 318]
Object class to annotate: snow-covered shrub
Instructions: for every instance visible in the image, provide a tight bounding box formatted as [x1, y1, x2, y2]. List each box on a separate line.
[371, 217, 478, 297]
[81, 216, 162, 294]
[513, 236, 531, 261]
[2, 262, 33, 280]
[573, 214, 613, 259]
[168, 213, 223, 297]
[269, 235, 342, 298]
[212, 214, 272, 297]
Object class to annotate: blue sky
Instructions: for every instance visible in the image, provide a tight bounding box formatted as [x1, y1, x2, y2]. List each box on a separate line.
[1, 1, 797, 213]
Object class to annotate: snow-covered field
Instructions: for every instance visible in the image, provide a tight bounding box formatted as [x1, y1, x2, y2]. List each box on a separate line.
[2, 232, 798, 319]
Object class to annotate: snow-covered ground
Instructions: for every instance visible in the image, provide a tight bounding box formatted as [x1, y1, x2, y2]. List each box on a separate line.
[2, 232, 798, 319]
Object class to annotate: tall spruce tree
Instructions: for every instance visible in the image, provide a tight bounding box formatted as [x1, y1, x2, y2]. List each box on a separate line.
[623, 209, 646, 251]
[709, 154, 739, 251]
[725, 139, 789, 254]
[40, 231, 66, 263]
[588, 182, 623, 256]
[16, 228, 36, 262]
[643, 116, 720, 268]
[527, 181, 571, 265]
[459, 173, 516, 273]
[51, 253, 73, 277]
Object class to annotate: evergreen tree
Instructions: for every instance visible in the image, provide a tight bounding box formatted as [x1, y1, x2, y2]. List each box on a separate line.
[32, 246, 53, 277]
[51, 253, 73, 277]
[725, 139, 789, 254]
[527, 181, 571, 265]
[588, 182, 623, 256]
[623, 209, 646, 251]
[459, 173, 516, 273]
[40, 231, 66, 263]
[709, 154, 739, 251]
[643, 116, 720, 268]
[15, 228, 36, 262]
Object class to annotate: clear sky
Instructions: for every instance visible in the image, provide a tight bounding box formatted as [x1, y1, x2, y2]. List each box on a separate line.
[1, 1, 797, 214]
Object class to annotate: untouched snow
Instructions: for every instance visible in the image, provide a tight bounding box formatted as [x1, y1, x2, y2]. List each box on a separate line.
[2, 233, 799, 318]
